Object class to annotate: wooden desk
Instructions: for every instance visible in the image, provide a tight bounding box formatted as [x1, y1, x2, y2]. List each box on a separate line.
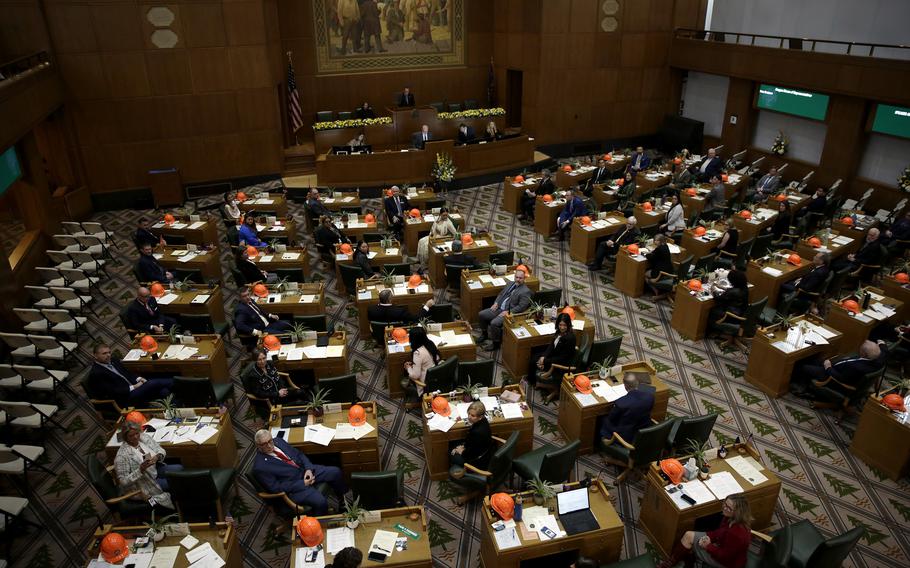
[557, 362, 668, 455]
[240, 193, 288, 217]
[680, 192, 706, 216]
[337, 214, 381, 242]
[104, 407, 237, 468]
[823, 291, 904, 352]
[881, 275, 910, 321]
[569, 213, 627, 264]
[293, 507, 431, 568]
[156, 284, 227, 329]
[157, 246, 222, 281]
[460, 267, 541, 324]
[504, 175, 540, 214]
[733, 208, 777, 243]
[832, 215, 878, 238]
[123, 334, 230, 384]
[154, 216, 218, 246]
[745, 316, 844, 397]
[745, 252, 811, 309]
[795, 230, 859, 262]
[764, 192, 811, 216]
[384, 321, 475, 399]
[614, 244, 688, 298]
[592, 183, 619, 209]
[246, 282, 326, 318]
[670, 283, 715, 341]
[556, 165, 596, 189]
[356, 278, 435, 333]
[89, 522, 241, 568]
[269, 331, 349, 379]
[400, 187, 438, 210]
[679, 226, 725, 261]
[402, 211, 464, 254]
[849, 393, 910, 481]
[534, 197, 564, 237]
[720, 170, 748, 201]
[634, 170, 672, 198]
[421, 385, 532, 480]
[254, 247, 311, 281]
[479, 480, 624, 568]
[639, 444, 781, 557]
[428, 232, 498, 287]
[335, 242, 405, 294]
[633, 202, 668, 230]
[501, 306, 595, 380]
[272, 402, 379, 481]
[250, 218, 299, 246]
[321, 191, 361, 211]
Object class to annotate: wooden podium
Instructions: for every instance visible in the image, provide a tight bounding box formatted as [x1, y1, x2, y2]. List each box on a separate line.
[148, 167, 183, 208]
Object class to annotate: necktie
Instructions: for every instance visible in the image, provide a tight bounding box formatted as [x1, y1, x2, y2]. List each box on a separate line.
[274, 449, 298, 468]
[145, 302, 154, 316]
[250, 302, 269, 326]
[501, 283, 516, 310]
[396, 197, 402, 215]
[423, 133, 427, 142]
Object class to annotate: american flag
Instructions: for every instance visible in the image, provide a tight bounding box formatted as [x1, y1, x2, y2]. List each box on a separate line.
[287, 54, 303, 133]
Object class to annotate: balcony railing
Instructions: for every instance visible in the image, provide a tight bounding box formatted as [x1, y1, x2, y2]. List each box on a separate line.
[0, 51, 52, 86]
[674, 28, 909, 61]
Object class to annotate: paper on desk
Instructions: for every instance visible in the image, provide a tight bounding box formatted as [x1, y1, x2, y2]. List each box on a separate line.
[149, 545, 180, 568]
[813, 325, 836, 339]
[190, 425, 219, 444]
[467, 280, 483, 290]
[386, 248, 400, 256]
[179, 535, 199, 550]
[575, 393, 598, 407]
[124, 553, 153, 568]
[325, 345, 344, 358]
[369, 530, 399, 557]
[703, 471, 745, 500]
[494, 526, 522, 550]
[303, 346, 327, 359]
[367, 251, 377, 259]
[668, 244, 681, 254]
[454, 402, 471, 420]
[572, 319, 585, 330]
[326, 527, 355, 555]
[295, 548, 325, 568]
[500, 402, 524, 419]
[427, 413, 456, 432]
[772, 341, 797, 353]
[475, 240, 490, 247]
[157, 293, 180, 305]
[491, 277, 506, 287]
[163, 345, 184, 358]
[725, 455, 768, 485]
[171, 223, 188, 230]
[533, 322, 556, 335]
[177, 253, 198, 263]
[259, 255, 273, 262]
[287, 348, 305, 361]
[357, 290, 372, 300]
[534, 514, 565, 540]
[188, 221, 206, 230]
[854, 313, 873, 323]
[392, 286, 408, 296]
[761, 267, 783, 277]
[479, 274, 494, 283]
[147, 418, 171, 430]
[190, 294, 210, 304]
[832, 235, 853, 245]
[352, 421, 375, 440]
[304, 424, 336, 446]
[666, 480, 714, 510]
[153, 426, 175, 443]
[416, 283, 430, 293]
[512, 326, 531, 338]
[480, 396, 500, 410]
[124, 349, 145, 361]
[334, 423, 355, 439]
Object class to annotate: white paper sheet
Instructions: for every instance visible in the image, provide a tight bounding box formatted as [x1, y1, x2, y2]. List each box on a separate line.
[512, 327, 531, 338]
[494, 526, 522, 550]
[179, 535, 199, 550]
[500, 403, 524, 419]
[572, 319, 585, 330]
[325, 527, 355, 555]
[149, 546, 180, 568]
[761, 267, 783, 277]
[294, 547, 325, 568]
[124, 349, 145, 361]
[533, 323, 556, 335]
[724, 455, 768, 485]
[334, 423, 355, 439]
[703, 471, 745, 500]
[369, 530, 399, 557]
[352, 421, 375, 440]
[574, 393, 598, 407]
[190, 425, 219, 444]
[156, 293, 180, 305]
[303, 424, 336, 446]
[427, 413, 456, 432]
[480, 396, 500, 410]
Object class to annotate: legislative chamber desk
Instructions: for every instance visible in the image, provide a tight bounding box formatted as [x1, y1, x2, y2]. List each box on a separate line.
[745, 252, 811, 309]
[745, 316, 843, 397]
[679, 225, 725, 261]
[535, 195, 565, 237]
[849, 392, 910, 481]
[421, 384, 532, 480]
[557, 362, 669, 455]
[253, 247, 311, 281]
[269, 331, 349, 379]
[794, 231, 859, 263]
[316, 135, 535, 187]
[384, 321, 476, 398]
[104, 407, 237, 468]
[670, 283, 716, 341]
[321, 190, 361, 211]
[732, 208, 777, 243]
[245, 217, 299, 245]
[155, 283, 227, 329]
[460, 266, 541, 324]
[634, 201, 669, 230]
[634, 170, 672, 198]
[823, 290, 903, 352]
[569, 213, 627, 264]
[245, 282, 325, 318]
[156, 246, 222, 280]
[479, 480, 624, 568]
[123, 334, 230, 384]
[832, 214, 878, 238]
[389, 186, 438, 210]
[428, 232, 498, 286]
[591, 183, 619, 209]
[402, 210, 464, 254]
[556, 165, 596, 189]
[501, 306, 595, 380]
[89, 522, 241, 568]
[639, 444, 781, 557]
[239, 193, 288, 217]
[614, 243, 689, 298]
[154, 216, 219, 246]
[881, 274, 910, 321]
[355, 277, 435, 333]
[503, 173, 543, 214]
[335, 242, 405, 294]
[293, 507, 431, 568]
[764, 192, 811, 216]
[680, 191, 707, 216]
[271, 402, 380, 481]
[337, 214, 381, 242]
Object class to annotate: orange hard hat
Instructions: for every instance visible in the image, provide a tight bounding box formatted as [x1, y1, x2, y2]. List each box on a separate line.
[513, 175, 525, 183]
[340, 243, 353, 254]
[604, 153, 613, 161]
[391, 327, 408, 344]
[163, 213, 176, 225]
[409, 208, 421, 218]
[236, 191, 247, 202]
[386, 188, 393, 197]
[842, 299, 861, 314]
[491, 492, 515, 520]
[739, 210, 752, 220]
[643, 202, 653, 212]
[807, 237, 822, 248]
[407, 274, 422, 288]
[515, 264, 530, 275]
[263, 334, 281, 351]
[246, 245, 259, 258]
[787, 253, 801, 266]
[687, 279, 703, 292]
[364, 213, 376, 223]
[542, 194, 554, 203]
[561, 306, 576, 320]
[661, 458, 685, 485]
[617, 178, 625, 186]
[461, 233, 474, 246]
[125, 411, 147, 425]
[895, 272, 910, 284]
[252, 283, 269, 298]
[574, 374, 592, 394]
[100, 533, 129, 563]
[348, 404, 366, 426]
[841, 216, 854, 225]
[627, 243, 640, 255]
[883, 393, 906, 412]
[431, 396, 451, 417]
[686, 187, 697, 197]
[775, 193, 787, 202]
[580, 216, 592, 226]
[139, 335, 158, 353]
[296, 516, 324, 547]
[694, 226, 707, 237]
[673, 157, 682, 165]
[721, 174, 729, 182]
[562, 164, 572, 172]
[149, 282, 166, 298]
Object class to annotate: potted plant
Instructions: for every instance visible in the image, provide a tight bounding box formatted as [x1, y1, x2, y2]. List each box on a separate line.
[380, 266, 397, 287]
[152, 394, 178, 420]
[166, 324, 181, 344]
[460, 382, 484, 403]
[289, 322, 310, 343]
[526, 299, 548, 323]
[275, 276, 290, 293]
[172, 277, 192, 293]
[305, 387, 332, 418]
[687, 439, 711, 480]
[590, 355, 617, 380]
[342, 495, 366, 529]
[268, 239, 280, 253]
[380, 234, 395, 250]
[145, 510, 179, 542]
[526, 476, 556, 506]
[774, 313, 796, 332]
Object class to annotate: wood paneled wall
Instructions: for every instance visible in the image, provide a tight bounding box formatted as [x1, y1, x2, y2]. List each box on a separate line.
[0, 0, 50, 61]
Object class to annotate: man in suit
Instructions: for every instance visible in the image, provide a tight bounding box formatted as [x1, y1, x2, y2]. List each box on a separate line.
[588, 217, 639, 271]
[397, 86, 415, 107]
[752, 167, 781, 202]
[134, 219, 164, 249]
[520, 170, 556, 221]
[383, 185, 411, 236]
[695, 148, 723, 182]
[474, 267, 533, 352]
[792, 340, 885, 397]
[457, 123, 475, 144]
[885, 210, 910, 253]
[834, 228, 883, 276]
[86, 343, 173, 408]
[599, 373, 655, 444]
[585, 158, 611, 196]
[306, 188, 330, 218]
[252, 429, 347, 515]
[136, 244, 173, 283]
[627, 146, 651, 174]
[781, 252, 829, 297]
[368, 289, 434, 323]
[702, 175, 727, 220]
[355, 102, 375, 119]
[125, 287, 177, 334]
[412, 124, 432, 149]
[556, 188, 588, 241]
[444, 240, 477, 268]
[234, 288, 294, 336]
[239, 215, 266, 248]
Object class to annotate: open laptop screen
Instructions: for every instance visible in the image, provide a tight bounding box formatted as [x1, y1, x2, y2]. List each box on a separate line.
[557, 487, 590, 515]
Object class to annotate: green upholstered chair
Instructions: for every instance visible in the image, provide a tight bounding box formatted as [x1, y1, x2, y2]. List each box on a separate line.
[602, 554, 657, 568]
[338, 264, 365, 296]
[586, 337, 622, 371]
[759, 289, 797, 327]
[512, 440, 580, 485]
[337, 111, 353, 120]
[87, 454, 155, 523]
[429, 102, 444, 112]
[457, 359, 495, 388]
[318, 374, 358, 404]
[427, 303, 455, 323]
[382, 262, 412, 276]
[784, 519, 863, 568]
[651, 255, 693, 300]
[246, 469, 332, 519]
[172, 376, 234, 408]
[810, 368, 881, 420]
[418, 355, 459, 394]
[275, 267, 306, 282]
[166, 468, 236, 522]
[463, 99, 478, 110]
[532, 288, 563, 307]
[448, 430, 519, 502]
[713, 296, 768, 351]
[715, 238, 753, 270]
[293, 314, 331, 333]
[601, 419, 673, 484]
[370, 321, 403, 355]
[350, 471, 405, 510]
[667, 413, 718, 455]
[178, 313, 230, 338]
[316, 111, 334, 122]
[488, 251, 515, 266]
[747, 525, 793, 568]
[444, 264, 468, 295]
[750, 233, 774, 259]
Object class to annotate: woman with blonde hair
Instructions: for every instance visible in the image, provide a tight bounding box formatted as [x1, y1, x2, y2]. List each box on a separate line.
[658, 493, 752, 567]
[114, 420, 181, 509]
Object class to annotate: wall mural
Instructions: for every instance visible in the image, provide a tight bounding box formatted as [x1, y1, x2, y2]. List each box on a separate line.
[314, 0, 465, 75]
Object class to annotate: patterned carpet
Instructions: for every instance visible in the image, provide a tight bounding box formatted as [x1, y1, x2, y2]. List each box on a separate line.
[5, 179, 910, 568]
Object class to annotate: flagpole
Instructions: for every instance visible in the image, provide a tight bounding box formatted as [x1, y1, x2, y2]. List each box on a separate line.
[287, 50, 300, 146]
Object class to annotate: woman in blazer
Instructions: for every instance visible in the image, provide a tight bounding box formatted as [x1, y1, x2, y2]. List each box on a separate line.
[401, 326, 442, 401]
[417, 208, 458, 265]
[450, 401, 493, 469]
[353, 240, 375, 277]
[708, 269, 750, 327]
[533, 313, 578, 402]
[661, 192, 686, 235]
[114, 421, 180, 509]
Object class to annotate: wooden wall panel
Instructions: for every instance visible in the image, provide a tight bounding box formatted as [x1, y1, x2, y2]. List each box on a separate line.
[145, 51, 193, 95]
[103, 52, 151, 98]
[91, 4, 144, 52]
[45, 4, 98, 54]
[58, 53, 109, 99]
[0, 1, 51, 60]
[115, 99, 161, 142]
[223, 1, 267, 46]
[182, 2, 227, 48]
[189, 48, 235, 92]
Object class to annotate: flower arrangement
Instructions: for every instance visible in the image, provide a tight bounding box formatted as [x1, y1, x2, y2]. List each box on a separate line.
[312, 117, 392, 131]
[437, 107, 506, 120]
[771, 130, 789, 156]
[898, 165, 910, 194]
[432, 153, 456, 182]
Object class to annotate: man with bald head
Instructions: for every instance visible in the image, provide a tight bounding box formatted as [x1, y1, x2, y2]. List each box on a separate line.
[125, 286, 177, 334]
[792, 339, 886, 398]
[588, 217, 640, 272]
[696, 147, 722, 181]
[475, 267, 532, 352]
[833, 227, 884, 281]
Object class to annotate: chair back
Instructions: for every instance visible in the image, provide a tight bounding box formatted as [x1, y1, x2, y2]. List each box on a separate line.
[487, 431, 520, 488]
[293, 314, 330, 333]
[87, 454, 119, 502]
[316, 110, 334, 122]
[275, 268, 306, 282]
[350, 471, 404, 510]
[319, 374, 357, 404]
[670, 414, 718, 455]
[424, 356, 459, 393]
[173, 376, 217, 407]
[756, 525, 793, 568]
[532, 288, 563, 307]
[741, 296, 769, 337]
[488, 251, 515, 266]
[167, 235, 187, 246]
[734, 238, 754, 269]
[675, 255, 693, 281]
[174, 269, 204, 284]
[751, 233, 773, 259]
[457, 359, 495, 388]
[178, 313, 217, 335]
[362, 232, 385, 243]
[427, 303, 454, 323]
[370, 321, 400, 348]
[693, 253, 717, 274]
[338, 264, 365, 295]
[444, 264, 467, 292]
[538, 440, 581, 484]
[629, 420, 674, 465]
[806, 526, 863, 568]
[586, 337, 622, 369]
[826, 267, 853, 300]
[383, 263, 412, 277]
[167, 469, 218, 508]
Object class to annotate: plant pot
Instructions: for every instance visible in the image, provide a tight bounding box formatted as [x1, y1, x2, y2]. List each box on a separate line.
[533, 495, 545, 506]
[313, 407, 325, 418]
[598, 368, 609, 380]
[346, 520, 360, 530]
[153, 530, 166, 542]
[462, 393, 473, 403]
[698, 469, 710, 480]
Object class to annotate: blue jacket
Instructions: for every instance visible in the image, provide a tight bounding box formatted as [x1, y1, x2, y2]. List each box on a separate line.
[629, 152, 651, 171]
[234, 301, 271, 335]
[137, 254, 168, 283]
[252, 437, 314, 494]
[239, 224, 265, 247]
[600, 388, 655, 443]
[558, 196, 587, 225]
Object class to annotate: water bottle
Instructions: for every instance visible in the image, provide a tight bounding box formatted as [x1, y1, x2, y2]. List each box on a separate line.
[513, 495, 523, 522]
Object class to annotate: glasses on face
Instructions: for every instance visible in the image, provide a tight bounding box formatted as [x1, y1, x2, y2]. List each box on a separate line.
[257, 438, 273, 447]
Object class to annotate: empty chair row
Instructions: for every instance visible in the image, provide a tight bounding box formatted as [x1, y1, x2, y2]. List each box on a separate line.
[13, 308, 87, 336]
[35, 266, 99, 293]
[45, 249, 106, 273]
[24, 285, 93, 313]
[0, 364, 69, 398]
[51, 234, 109, 256]
[60, 220, 114, 243]
[0, 333, 79, 367]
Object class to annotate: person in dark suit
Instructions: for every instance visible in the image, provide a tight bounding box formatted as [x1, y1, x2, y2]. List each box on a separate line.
[627, 146, 651, 174]
[352, 240, 375, 277]
[781, 252, 831, 297]
[411, 124, 432, 149]
[456, 123, 475, 144]
[242, 350, 306, 404]
[795, 188, 827, 226]
[397, 87, 415, 107]
[702, 175, 727, 220]
[833, 228, 883, 275]
[588, 217, 640, 271]
[556, 188, 588, 241]
[475, 267, 533, 351]
[134, 219, 164, 249]
[767, 200, 792, 240]
[383, 186, 410, 236]
[136, 244, 173, 283]
[444, 239, 477, 270]
[752, 167, 781, 202]
[314, 216, 350, 252]
[644, 234, 674, 294]
[708, 269, 750, 329]
[86, 344, 173, 408]
[125, 287, 177, 334]
[235, 247, 277, 285]
[450, 400, 494, 469]
[695, 148, 723, 182]
[584, 158, 611, 196]
[252, 429, 347, 515]
[355, 101, 376, 119]
[531, 313, 577, 401]
[368, 289, 433, 323]
[885, 210, 910, 253]
[599, 373, 655, 444]
[233, 288, 293, 336]
[306, 188, 330, 218]
[520, 171, 555, 221]
[791, 340, 885, 397]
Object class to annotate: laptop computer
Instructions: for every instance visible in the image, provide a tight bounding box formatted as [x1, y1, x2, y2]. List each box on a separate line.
[557, 487, 599, 535]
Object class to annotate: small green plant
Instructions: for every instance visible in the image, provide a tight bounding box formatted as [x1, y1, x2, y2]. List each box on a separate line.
[152, 394, 177, 419]
[342, 495, 366, 525]
[380, 266, 397, 287]
[304, 387, 333, 415]
[687, 438, 711, 472]
[887, 377, 910, 395]
[166, 324, 181, 343]
[172, 277, 192, 292]
[526, 476, 556, 504]
[145, 510, 179, 534]
[275, 276, 290, 292]
[590, 355, 617, 377]
[289, 322, 310, 343]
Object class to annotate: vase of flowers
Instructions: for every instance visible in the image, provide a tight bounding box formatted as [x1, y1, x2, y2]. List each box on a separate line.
[898, 166, 910, 194]
[432, 153, 456, 193]
[771, 131, 789, 156]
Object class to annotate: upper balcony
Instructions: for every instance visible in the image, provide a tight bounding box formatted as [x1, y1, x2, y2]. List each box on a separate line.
[0, 51, 64, 150]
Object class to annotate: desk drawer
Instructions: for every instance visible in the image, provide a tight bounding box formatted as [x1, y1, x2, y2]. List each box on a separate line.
[341, 449, 378, 465]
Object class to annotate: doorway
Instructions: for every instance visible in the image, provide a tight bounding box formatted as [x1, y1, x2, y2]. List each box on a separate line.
[506, 69, 522, 128]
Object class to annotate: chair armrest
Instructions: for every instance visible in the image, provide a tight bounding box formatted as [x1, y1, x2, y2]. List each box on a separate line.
[411, 378, 426, 388]
[549, 363, 573, 371]
[812, 376, 855, 391]
[491, 435, 506, 444]
[716, 311, 746, 324]
[106, 490, 144, 504]
[463, 463, 493, 477]
[719, 250, 737, 258]
[751, 530, 773, 543]
[656, 271, 676, 279]
[604, 432, 635, 449]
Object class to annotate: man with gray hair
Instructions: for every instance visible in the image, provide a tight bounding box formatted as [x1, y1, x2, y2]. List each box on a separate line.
[124, 286, 177, 334]
[367, 288, 434, 323]
[792, 339, 886, 398]
[588, 216, 639, 271]
[444, 239, 477, 268]
[383, 185, 410, 237]
[599, 372, 655, 446]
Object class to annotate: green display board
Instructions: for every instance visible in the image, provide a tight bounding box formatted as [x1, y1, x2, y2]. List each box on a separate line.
[872, 104, 910, 139]
[0, 147, 21, 195]
[756, 84, 830, 121]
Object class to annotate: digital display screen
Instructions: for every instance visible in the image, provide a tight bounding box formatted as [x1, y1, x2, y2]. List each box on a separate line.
[872, 104, 910, 139]
[756, 84, 830, 121]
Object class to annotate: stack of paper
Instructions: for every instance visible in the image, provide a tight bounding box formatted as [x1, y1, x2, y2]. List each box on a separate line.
[303, 346, 327, 359]
[725, 455, 768, 485]
[533, 322, 556, 335]
[190, 425, 219, 444]
[512, 326, 531, 339]
[157, 293, 180, 305]
[494, 525, 522, 550]
[500, 402, 524, 419]
[666, 479, 715, 510]
[427, 414, 455, 432]
[325, 527, 355, 555]
[703, 471, 745, 500]
[575, 393, 598, 407]
[352, 421, 375, 440]
[123, 349, 146, 361]
[177, 253, 198, 263]
[191, 294, 210, 304]
[304, 424, 336, 446]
